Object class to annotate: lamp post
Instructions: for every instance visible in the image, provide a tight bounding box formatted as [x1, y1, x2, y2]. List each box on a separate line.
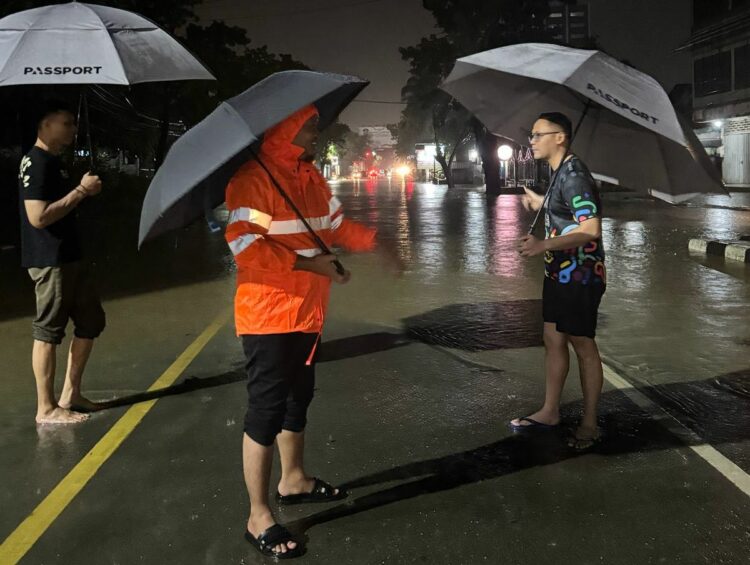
[498, 144, 513, 189]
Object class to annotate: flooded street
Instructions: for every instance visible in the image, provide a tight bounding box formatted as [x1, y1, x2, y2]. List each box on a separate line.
[1, 180, 748, 564]
[333, 179, 749, 386]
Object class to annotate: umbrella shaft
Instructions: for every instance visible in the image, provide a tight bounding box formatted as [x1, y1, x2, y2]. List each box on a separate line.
[527, 148, 568, 236]
[250, 150, 346, 275]
[83, 92, 94, 171]
[527, 101, 591, 235]
[75, 90, 95, 172]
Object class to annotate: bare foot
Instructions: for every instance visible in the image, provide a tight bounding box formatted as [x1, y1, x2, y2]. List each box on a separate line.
[568, 425, 602, 450]
[58, 394, 103, 413]
[36, 407, 89, 425]
[247, 512, 297, 556]
[510, 409, 560, 428]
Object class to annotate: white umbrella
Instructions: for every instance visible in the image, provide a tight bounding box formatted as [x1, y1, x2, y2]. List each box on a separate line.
[441, 43, 725, 204]
[0, 1, 214, 85]
[0, 1, 215, 167]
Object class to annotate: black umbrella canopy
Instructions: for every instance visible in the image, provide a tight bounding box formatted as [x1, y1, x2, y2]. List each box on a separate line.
[138, 70, 369, 247]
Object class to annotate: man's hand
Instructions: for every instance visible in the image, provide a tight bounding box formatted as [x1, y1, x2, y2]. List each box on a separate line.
[25, 172, 100, 229]
[521, 187, 544, 212]
[518, 234, 546, 257]
[79, 172, 102, 196]
[299, 254, 351, 284]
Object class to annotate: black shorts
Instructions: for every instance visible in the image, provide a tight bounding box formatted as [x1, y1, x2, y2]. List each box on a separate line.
[542, 277, 604, 338]
[241, 332, 319, 446]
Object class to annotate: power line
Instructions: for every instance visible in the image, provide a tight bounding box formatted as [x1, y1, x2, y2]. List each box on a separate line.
[88, 86, 184, 130]
[91, 86, 165, 125]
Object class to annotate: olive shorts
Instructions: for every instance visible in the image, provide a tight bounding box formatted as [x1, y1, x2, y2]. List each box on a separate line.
[28, 261, 106, 345]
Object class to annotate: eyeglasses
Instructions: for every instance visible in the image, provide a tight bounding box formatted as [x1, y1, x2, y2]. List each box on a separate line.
[528, 131, 563, 143]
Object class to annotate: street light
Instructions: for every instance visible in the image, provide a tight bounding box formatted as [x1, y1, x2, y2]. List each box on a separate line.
[497, 145, 515, 188]
[713, 120, 724, 129]
[497, 145, 514, 161]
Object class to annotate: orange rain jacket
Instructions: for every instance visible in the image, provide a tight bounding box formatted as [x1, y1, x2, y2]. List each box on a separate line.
[225, 105, 376, 336]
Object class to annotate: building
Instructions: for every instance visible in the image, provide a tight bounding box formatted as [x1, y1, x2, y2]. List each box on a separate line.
[546, 1, 591, 48]
[357, 126, 396, 150]
[412, 143, 439, 182]
[413, 143, 483, 185]
[680, 0, 750, 186]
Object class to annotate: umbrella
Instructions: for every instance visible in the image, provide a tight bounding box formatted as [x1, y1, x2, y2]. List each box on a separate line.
[0, 2, 214, 86]
[441, 43, 725, 211]
[137, 70, 369, 255]
[0, 1, 215, 164]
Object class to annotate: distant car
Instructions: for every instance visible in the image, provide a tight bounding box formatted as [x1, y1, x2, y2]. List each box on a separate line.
[368, 169, 379, 179]
[352, 171, 362, 179]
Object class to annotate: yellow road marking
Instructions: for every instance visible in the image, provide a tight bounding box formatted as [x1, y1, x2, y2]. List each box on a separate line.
[0, 309, 231, 564]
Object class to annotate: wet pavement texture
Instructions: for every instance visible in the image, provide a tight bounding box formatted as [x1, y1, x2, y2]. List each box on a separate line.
[0, 179, 748, 564]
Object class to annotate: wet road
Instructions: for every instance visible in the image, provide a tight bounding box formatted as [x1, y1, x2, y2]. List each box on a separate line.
[0, 179, 748, 564]
[333, 179, 750, 472]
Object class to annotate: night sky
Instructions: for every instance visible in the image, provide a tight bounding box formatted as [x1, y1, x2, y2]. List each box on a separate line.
[195, 0, 693, 128]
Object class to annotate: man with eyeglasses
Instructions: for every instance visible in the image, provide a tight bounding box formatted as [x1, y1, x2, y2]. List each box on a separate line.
[512, 112, 606, 450]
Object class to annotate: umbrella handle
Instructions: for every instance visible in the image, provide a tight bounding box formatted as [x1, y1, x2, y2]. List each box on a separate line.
[332, 259, 346, 276]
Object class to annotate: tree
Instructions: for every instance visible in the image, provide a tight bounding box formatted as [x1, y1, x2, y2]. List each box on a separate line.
[316, 121, 351, 170]
[398, 0, 556, 194]
[0, 1, 308, 168]
[100, 0, 200, 33]
[143, 19, 308, 168]
[395, 35, 474, 188]
[338, 130, 372, 176]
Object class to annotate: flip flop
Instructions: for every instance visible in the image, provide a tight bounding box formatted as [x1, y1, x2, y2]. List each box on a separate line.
[244, 524, 304, 559]
[510, 416, 560, 431]
[276, 478, 348, 506]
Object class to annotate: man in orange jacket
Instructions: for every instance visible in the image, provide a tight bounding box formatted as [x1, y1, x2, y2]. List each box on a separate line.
[225, 105, 377, 558]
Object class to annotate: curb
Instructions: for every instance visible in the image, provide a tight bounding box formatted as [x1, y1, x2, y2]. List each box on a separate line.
[689, 239, 750, 263]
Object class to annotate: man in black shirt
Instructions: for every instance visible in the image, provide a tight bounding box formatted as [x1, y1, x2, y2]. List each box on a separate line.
[19, 100, 105, 425]
[511, 112, 606, 450]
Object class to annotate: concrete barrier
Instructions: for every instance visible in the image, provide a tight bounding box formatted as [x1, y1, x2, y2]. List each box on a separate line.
[688, 236, 750, 263]
[688, 238, 750, 263]
[726, 242, 750, 262]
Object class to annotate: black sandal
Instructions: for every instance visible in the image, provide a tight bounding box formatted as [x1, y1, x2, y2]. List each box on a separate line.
[244, 524, 303, 559]
[276, 478, 348, 506]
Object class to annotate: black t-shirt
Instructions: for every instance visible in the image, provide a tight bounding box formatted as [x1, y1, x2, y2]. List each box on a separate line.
[18, 146, 82, 268]
[543, 155, 606, 286]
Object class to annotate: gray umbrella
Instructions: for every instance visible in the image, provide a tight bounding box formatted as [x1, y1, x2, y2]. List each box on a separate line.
[138, 70, 369, 248]
[0, 2, 214, 85]
[441, 43, 725, 205]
